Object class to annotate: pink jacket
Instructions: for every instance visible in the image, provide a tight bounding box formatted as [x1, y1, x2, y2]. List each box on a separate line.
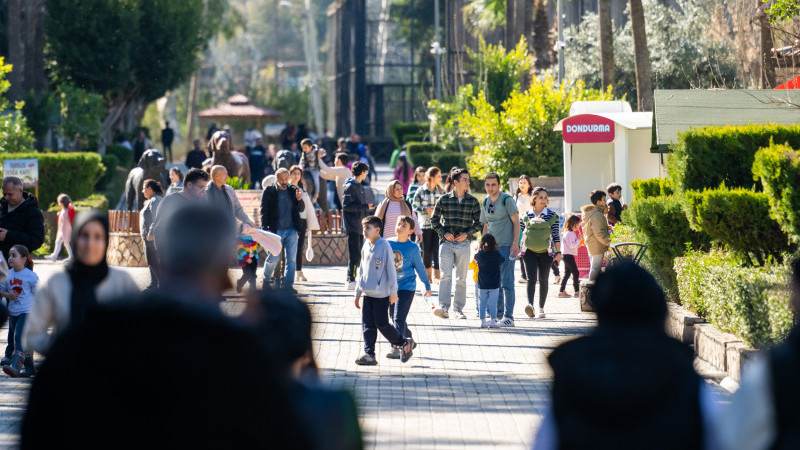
[561, 230, 581, 255]
[56, 209, 72, 242]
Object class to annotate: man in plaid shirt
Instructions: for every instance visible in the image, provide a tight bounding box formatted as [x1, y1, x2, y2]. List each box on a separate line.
[430, 168, 482, 319]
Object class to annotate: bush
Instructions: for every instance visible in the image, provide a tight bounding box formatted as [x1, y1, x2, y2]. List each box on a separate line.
[630, 178, 673, 200]
[436, 153, 469, 171]
[682, 187, 790, 264]
[48, 193, 109, 212]
[675, 250, 793, 348]
[391, 122, 429, 149]
[667, 124, 800, 192]
[402, 133, 425, 145]
[226, 176, 250, 190]
[106, 144, 133, 168]
[753, 143, 800, 244]
[97, 154, 120, 190]
[406, 142, 442, 157]
[0, 152, 104, 207]
[410, 153, 433, 168]
[622, 194, 711, 300]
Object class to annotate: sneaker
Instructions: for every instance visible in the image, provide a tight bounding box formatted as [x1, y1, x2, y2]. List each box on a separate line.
[45, 255, 56, 262]
[553, 276, 562, 285]
[536, 306, 546, 318]
[574, 292, 581, 298]
[0, 356, 10, 367]
[488, 319, 502, 328]
[434, 308, 449, 319]
[345, 281, 356, 291]
[386, 348, 401, 359]
[355, 354, 378, 365]
[558, 291, 571, 298]
[454, 310, 467, 320]
[518, 279, 527, 284]
[236, 277, 247, 293]
[480, 320, 488, 328]
[525, 304, 535, 318]
[398, 338, 414, 363]
[409, 338, 417, 350]
[496, 317, 515, 327]
[2, 353, 23, 378]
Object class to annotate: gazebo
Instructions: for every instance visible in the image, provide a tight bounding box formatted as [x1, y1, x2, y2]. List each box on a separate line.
[197, 94, 282, 145]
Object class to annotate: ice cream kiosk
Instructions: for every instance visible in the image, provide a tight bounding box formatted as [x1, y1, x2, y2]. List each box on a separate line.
[554, 101, 662, 213]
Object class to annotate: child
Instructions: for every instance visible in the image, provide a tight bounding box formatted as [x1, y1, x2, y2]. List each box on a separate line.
[581, 190, 611, 282]
[558, 215, 583, 298]
[474, 234, 505, 328]
[386, 216, 432, 359]
[1, 245, 38, 377]
[46, 194, 75, 262]
[236, 234, 259, 293]
[353, 216, 414, 365]
[405, 166, 427, 203]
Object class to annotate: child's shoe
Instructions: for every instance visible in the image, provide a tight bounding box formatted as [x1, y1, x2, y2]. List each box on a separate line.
[574, 291, 581, 298]
[3, 351, 24, 377]
[489, 319, 502, 328]
[355, 354, 378, 365]
[0, 356, 11, 367]
[525, 304, 535, 317]
[236, 276, 247, 293]
[45, 255, 56, 262]
[20, 354, 35, 378]
[386, 348, 401, 359]
[553, 276, 562, 285]
[558, 291, 571, 298]
[398, 338, 414, 363]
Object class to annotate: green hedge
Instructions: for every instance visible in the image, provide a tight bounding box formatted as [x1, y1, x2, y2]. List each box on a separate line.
[410, 152, 469, 172]
[391, 122, 429, 149]
[106, 144, 133, 168]
[410, 153, 433, 168]
[630, 178, 673, 200]
[47, 193, 109, 213]
[406, 142, 442, 156]
[622, 194, 711, 300]
[753, 143, 800, 243]
[402, 133, 425, 145]
[0, 152, 105, 208]
[667, 124, 800, 192]
[97, 154, 120, 189]
[683, 187, 790, 264]
[675, 251, 793, 348]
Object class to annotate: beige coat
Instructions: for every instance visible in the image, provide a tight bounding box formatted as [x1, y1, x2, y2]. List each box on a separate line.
[22, 268, 140, 355]
[581, 204, 611, 256]
[318, 158, 352, 205]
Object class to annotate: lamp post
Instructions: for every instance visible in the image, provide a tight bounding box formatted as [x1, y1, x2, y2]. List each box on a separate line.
[432, 0, 442, 100]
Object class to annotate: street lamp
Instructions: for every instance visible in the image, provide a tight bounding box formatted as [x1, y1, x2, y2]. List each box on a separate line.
[430, 41, 446, 101]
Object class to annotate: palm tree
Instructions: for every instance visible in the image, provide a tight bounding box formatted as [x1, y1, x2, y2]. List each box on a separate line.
[629, 0, 652, 110]
[599, 0, 614, 92]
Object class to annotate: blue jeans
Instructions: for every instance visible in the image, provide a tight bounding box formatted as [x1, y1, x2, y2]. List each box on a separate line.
[438, 240, 471, 312]
[389, 290, 415, 339]
[478, 289, 499, 322]
[262, 228, 299, 289]
[473, 246, 515, 319]
[5, 313, 27, 356]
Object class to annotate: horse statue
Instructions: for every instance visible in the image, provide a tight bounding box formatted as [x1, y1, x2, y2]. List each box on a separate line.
[119, 149, 170, 211]
[208, 130, 250, 184]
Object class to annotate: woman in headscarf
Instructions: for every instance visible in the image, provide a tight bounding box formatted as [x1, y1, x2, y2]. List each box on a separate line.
[23, 211, 139, 355]
[375, 180, 422, 241]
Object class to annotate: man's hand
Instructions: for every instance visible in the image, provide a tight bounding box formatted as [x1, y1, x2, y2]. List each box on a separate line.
[444, 233, 455, 242]
[389, 296, 398, 305]
[295, 189, 303, 201]
[510, 243, 519, 256]
[0, 228, 7, 242]
[426, 207, 434, 215]
[354, 296, 361, 309]
[455, 233, 467, 242]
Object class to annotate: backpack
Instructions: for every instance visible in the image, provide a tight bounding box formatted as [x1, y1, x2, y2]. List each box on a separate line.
[273, 150, 296, 172]
[521, 212, 559, 253]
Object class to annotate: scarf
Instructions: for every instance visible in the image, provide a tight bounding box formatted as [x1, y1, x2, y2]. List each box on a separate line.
[65, 211, 110, 324]
[376, 181, 413, 222]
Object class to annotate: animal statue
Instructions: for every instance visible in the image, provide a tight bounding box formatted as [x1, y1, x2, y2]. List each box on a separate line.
[119, 149, 170, 211]
[208, 130, 251, 184]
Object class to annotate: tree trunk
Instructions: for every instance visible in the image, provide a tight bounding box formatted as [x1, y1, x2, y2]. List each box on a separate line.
[758, 4, 777, 89]
[98, 88, 144, 155]
[186, 71, 199, 148]
[599, 0, 615, 92]
[505, 0, 517, 50]
[629, 0, 653, 111]
[532, 0, 551, 71]
[7, 0, 47, 103]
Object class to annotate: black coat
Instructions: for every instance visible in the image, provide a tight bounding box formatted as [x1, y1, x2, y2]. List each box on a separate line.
[342, 177, 370, 234]
[0, 191, 44, 259]
[261, 183, 305, 233]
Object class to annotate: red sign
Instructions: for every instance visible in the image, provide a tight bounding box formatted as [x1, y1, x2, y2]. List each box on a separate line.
[561, 114, 616, 144]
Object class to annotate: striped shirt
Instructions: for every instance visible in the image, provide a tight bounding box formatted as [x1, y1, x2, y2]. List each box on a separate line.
[520, 207, 561, 244]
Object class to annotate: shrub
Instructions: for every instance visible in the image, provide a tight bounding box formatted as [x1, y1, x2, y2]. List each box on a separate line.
[410, 153, 433, 168]
[408, 152, 468, 172]
[402, 133, 425, 145]
[48, 193, 109, 212]
[667, 124, 800, 192]
[622, 194, 711, 300]
[752, 143, 800, 243]
[97, 154, 120, 190]
[675, 251, 793, 348]
[630, 178, 673, 200]
[682, 187, 790, 264]
[0, 152, 104, 207]
[106, 144, 133, 168]
[0, 57, 36, 153]
[406, 142, 442, 157]
[226, 176, 250, 190]
[391, 122, 429, 149]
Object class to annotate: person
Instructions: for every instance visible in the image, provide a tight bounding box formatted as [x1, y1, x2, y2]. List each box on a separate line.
[249, 137, 268, 189]
[557, 215, 583, 298]
[261, 168, 305, 290]
[353, 216, 414, 365]
[341, 162, 372, 290]
[185, 139, 207, 170]
[140, 179, 164, 291]
[319, 152, 353, 210]
[299, 138, 324, 203]
[519, 186, 561, 319]
[161, 121, 174, 162]
[430, 168, 482, 320]
[473, 234, 505, 329]
[22, 211, 139, 355]
[152, 168, 210, 247]
[375, 181, 421, 241]
[1, 245, 37, 377]
[406, 166, 426, 203]
[45, 194, 75, 262]
[0, 176, 45, 260]
[206, 122, 219, 141]
[515, 175, 533, 284]
[131, 130, 152, 166]
[394, 155, 414, 195]
[412, 167, 444, 285]
[479, 173, 520, 326]
[22, 205, 313, 449]
[289, 165, 320, 283]
[533, 262, 717, 450]
[206, 165, 254, 232]
[581, 189, 611, 282]
[235, 234, 259, 293]
[386, 216, 431, 359]
[606, 182, 627, 227]
[165, 167, 184, 196]
[244, 127, 262, 152]
[718, 256, 800, 450]
[364, 145, 378, 183]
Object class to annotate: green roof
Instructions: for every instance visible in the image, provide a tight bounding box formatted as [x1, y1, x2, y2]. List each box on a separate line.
[652, 89, 800, 152]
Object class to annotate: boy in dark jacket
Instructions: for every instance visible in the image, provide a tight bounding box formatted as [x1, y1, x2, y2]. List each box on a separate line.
[342, 162, 371, 290]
